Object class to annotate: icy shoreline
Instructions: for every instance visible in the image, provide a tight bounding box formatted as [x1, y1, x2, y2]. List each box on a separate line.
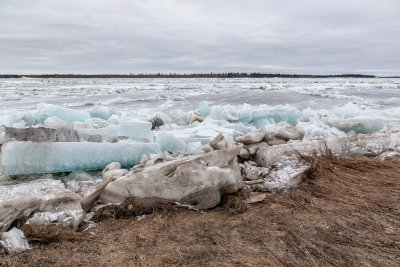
[1, 78, 400, 253]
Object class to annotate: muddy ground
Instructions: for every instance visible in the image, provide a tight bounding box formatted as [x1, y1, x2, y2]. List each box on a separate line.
[1, 156, 400, 266]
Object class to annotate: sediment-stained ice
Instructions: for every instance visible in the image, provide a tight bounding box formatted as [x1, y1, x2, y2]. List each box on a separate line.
[1, 141, 161, 175]
[5, 126, 79, 142]
[100, 145, 243, 209]
[0, 179, 83, 232]
[77, 120, 153, 141]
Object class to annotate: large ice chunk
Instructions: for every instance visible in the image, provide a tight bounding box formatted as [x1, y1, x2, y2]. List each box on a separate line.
[88, 106, 111, 120]
[36, 103, 90, 122]
[155, 131, 194, 153]
[1, 141, 161, 175]
[325, 117, 385, 134]
[0, 179, 83, 232]
[100, 145, 243, 209]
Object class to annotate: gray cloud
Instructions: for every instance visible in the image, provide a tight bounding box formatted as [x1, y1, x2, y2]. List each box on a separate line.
[0, 0, 399, 75]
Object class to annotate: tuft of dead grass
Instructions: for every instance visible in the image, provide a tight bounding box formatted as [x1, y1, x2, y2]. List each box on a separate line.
[1, 156, 400, 266]
[21, 224, 84, 243]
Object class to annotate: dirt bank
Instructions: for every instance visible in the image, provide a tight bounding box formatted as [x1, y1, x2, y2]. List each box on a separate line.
[1, 156, 399, 266]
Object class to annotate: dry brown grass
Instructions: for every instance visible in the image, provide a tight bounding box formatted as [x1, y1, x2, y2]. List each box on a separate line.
[1, 156, 400, 266]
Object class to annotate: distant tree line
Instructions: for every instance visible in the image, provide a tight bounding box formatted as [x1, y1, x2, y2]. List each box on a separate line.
[0, 73, 380, 79]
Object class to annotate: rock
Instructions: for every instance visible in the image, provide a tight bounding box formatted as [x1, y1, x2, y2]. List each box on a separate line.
[5, 126, 79, 142]
[100, 145, 243, 209]
[149, 116, 164, 130]
[0, 179, 84, 232]
[0, 228, 29, 254]
[210, 133, 228, 150]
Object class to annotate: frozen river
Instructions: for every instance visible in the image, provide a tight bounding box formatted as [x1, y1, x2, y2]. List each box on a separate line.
[1, 77, 399, 114]
[1, 77, 400, 175]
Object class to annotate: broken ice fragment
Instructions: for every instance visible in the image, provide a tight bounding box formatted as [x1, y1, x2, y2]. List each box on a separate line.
[0, 228, 30, 254]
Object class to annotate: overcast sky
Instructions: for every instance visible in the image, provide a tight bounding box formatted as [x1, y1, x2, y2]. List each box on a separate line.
[0, 0, 399, 75]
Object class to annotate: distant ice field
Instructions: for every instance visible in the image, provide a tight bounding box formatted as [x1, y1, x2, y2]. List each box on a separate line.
[1, 77, 400, 175]
[1, 77, 399, 112]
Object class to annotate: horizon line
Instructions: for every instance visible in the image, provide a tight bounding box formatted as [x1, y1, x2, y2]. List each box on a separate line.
[1, 72, 399, 78]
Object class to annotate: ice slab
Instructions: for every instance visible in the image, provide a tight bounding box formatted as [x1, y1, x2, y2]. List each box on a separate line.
[325, 117, 385, 134]
[1, 141, 161, 175]
[0, 179, 83, 232]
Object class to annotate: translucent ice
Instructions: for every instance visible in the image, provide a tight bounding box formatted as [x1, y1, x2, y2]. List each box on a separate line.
[199, 101, 211, 117]
[1, 141, 161, 175]
[155, 131, 201, 153]
[210, 104, 302, 127]
[88, 106, 111, 120]
[325, 117, 385, 134]
[36, 103, 91, 123]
